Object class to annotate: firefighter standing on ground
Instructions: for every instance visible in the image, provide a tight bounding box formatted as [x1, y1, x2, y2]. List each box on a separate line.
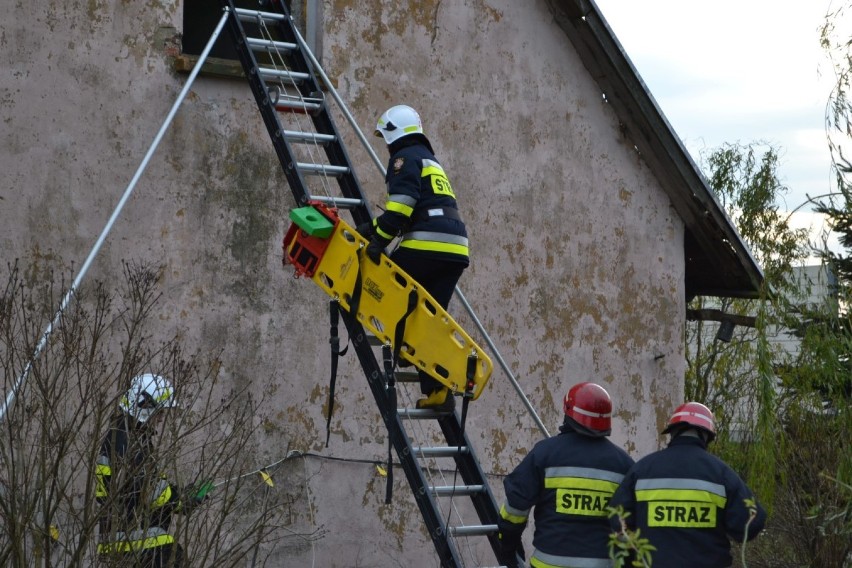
[359, 104, 469, 410]
[498, 382, 635, 568]
[608, 402, 767, 568]
[95, 373, 208, 567]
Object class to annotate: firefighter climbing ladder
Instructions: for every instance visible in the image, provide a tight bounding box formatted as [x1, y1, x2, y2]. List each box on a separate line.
[218, 1, 516, 566]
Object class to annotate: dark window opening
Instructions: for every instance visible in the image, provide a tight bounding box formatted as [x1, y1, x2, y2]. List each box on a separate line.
[179, 1, 320, 77]
[183, 0, 273, 60]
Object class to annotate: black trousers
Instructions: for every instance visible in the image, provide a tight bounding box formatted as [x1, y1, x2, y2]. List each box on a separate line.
[390, 254, 466, 394]
[145, 543, 183, 568]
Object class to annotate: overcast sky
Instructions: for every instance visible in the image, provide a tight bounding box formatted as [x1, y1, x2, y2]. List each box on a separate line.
[592, 0, 842, 258]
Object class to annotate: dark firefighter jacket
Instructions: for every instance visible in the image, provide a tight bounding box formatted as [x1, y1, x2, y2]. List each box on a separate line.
[500, 428, 635, 567]
[608, 435, 767, 568]
[373, 136, 469, 266]
[95, 413, 183, 554]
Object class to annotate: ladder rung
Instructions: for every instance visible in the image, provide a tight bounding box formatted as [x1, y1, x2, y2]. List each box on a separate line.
[275, 98, 323, 113]
[308, 196, 364, 208]
[449, 524, 498, 537]
[235, 8, 286, 24]
[397, 408, 454, 418]
[283, 130, 336, 145]
[298, 163, 349, 176]
[267, 86, 323, 114]
[431, 485, 486, 497]
[412, 446, 469, 457]
[246, 37, 297, 53]
[258, 67, 309, 84]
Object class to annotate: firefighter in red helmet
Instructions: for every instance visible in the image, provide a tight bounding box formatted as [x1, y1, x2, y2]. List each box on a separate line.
[497, 382, 634, 568]
[609, 402, 767, 567]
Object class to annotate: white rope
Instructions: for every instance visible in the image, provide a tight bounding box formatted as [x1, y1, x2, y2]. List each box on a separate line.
[253, 14, 339, 206]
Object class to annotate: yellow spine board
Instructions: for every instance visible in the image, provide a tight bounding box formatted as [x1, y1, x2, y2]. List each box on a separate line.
[301, 220, 493, 400]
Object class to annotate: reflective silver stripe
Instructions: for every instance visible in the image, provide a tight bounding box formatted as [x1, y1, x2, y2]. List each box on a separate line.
[97, 455, 111, 466]
[129, 527, 169, 540]
[571, 405, 611, 419]
[503, 503, 530, 518]
[545, 467, 625, 484]
[421, 158, 444, 171]
[670, 410, 714, 428]
[401, 231, 469, 246]
[387, 194, 417, 207]
[636, 478, 726, 497]
[531, 549, 612, 568]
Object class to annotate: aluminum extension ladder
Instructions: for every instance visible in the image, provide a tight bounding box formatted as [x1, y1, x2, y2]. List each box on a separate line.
[218, 1, 515, 566]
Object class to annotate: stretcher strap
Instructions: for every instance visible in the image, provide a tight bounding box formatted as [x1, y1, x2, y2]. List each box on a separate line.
[382, 343, 395, 504]
[393, 289, 418, 368]
[349, 247, 366, 318]
[459, 354, 478, 450]
[325, 299, 348, 447]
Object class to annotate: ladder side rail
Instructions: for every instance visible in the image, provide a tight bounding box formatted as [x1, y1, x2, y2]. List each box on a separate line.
[220, 0, 313, 205]
[341, 311, 462, 568]
[268, 10, 372, 225]
[438, 415, 509, 563]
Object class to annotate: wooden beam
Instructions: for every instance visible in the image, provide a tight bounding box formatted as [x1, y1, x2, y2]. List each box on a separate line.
[686, 309, 757, 328]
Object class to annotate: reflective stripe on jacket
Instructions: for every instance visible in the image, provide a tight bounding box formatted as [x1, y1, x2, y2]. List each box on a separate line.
[530, 549, 613, 568]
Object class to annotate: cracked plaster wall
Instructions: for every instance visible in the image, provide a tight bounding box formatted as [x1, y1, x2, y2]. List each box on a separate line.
[1, 0, 685, 565]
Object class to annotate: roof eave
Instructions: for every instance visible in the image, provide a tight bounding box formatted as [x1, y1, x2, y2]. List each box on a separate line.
[546, 0, 765, 299]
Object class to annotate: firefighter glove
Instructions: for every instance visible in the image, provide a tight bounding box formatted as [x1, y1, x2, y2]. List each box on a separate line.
[355, 221, 374, 239]
[366, 237, 387, 264]
[193, 480, 214, 501]
[498, 528, 525, 567]
[179, 480, 213, 514]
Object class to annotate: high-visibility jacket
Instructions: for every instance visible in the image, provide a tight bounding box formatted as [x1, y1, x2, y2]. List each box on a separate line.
[374, 137, 469, 266]
[500, 428, 635, 568]
[95, 413, 181, 554]
[608, 435, 766, 568]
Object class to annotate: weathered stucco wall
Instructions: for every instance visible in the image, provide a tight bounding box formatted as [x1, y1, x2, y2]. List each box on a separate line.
[1, 1, 684, 565]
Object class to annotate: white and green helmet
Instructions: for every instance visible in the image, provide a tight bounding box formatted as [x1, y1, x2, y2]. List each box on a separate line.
[375, 104, 424, 145]
[119, 373, 179, 423]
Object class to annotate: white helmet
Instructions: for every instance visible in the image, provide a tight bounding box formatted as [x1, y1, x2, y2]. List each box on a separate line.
[119, 373, 179, 423]
[374, 105, 423, 145]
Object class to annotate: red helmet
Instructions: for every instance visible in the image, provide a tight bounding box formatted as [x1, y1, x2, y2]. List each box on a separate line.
[662, 402, 716, 439]
[563, 382, 612, 432]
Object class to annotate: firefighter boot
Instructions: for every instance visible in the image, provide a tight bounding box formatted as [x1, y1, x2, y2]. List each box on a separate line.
[416, 387, 455, 411]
